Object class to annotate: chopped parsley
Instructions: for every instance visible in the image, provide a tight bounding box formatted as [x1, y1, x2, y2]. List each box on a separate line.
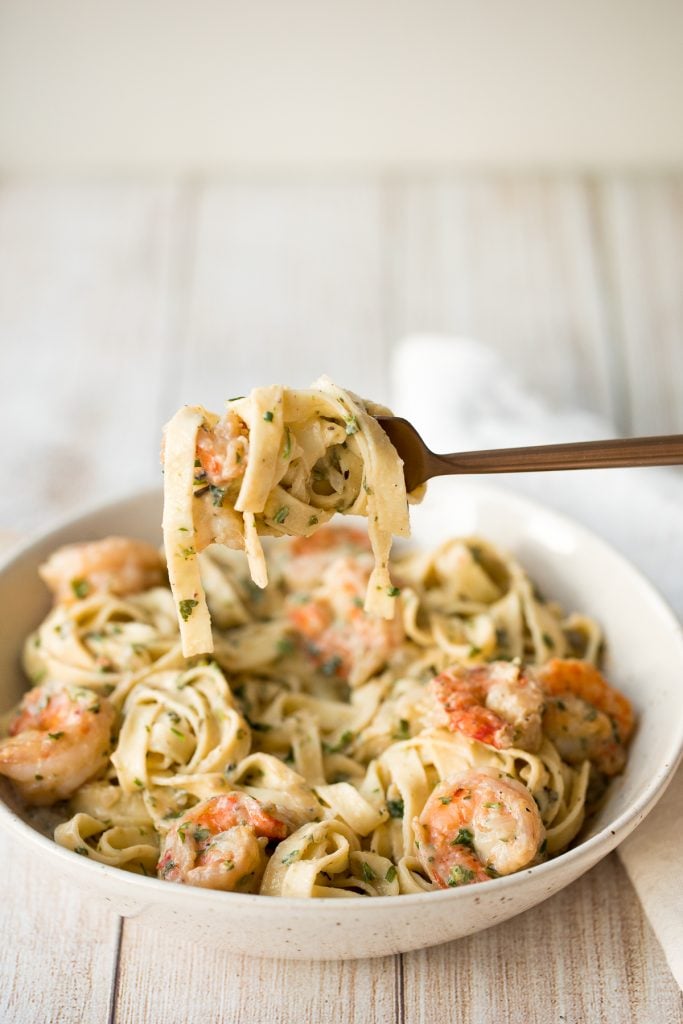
[447, 864, 475, 887]
[468, 645, 482, 658]
[209, 485, 226, 507]
[392, 718, 410, 741]
[263, 410, 274, 422]
[70, 578, 90, 600]
[345, 416, 359, 436]
[321, 654, 342, 677]
[133, 777, 144, 788]
[386, 586, 401, 598]
[178, 598, 198, 622]
[170, 727, 185, 739]
[74, 846, 90, 857]
[273, 506, 290, 525]
[453, 828, 474, 848]
[281, 850, 300, 865]
[385, 865, 397, 883]
[387, 798, 405, 819]
[360, 861, 376, 882]
[323, 729, 354, 754]
[193, 826, 210, 843]
[48, 731, 64, 741]
[542, 633, 555, 649]
[282, 428, 292, 459]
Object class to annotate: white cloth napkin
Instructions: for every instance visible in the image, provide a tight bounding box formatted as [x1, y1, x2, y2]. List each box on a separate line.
[391, 335, 683, 987]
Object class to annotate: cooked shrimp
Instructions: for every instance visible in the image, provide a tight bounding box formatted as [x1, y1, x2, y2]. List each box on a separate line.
[431, 661, 544, 751]
[39, 537, 165, 604]
[283, 525, 373, 591]
[414, 769, 545, 887]
[196, 411, 249, 486]
[0, 683, 116, 805]
[287, 556, 404, 686]
[157, 792, 288, 892]
[536, 658, 635, 776]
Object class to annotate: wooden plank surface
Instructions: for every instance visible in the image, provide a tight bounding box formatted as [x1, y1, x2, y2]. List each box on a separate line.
[0, 176, 682, 1024]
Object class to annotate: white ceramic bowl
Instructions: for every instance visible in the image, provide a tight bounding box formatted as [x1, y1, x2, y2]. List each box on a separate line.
[1, 481, 682, 960]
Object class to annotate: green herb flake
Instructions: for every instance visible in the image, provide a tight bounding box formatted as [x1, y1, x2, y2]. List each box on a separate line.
[323, 729, 354, 754]
[385, 865, 397, 883]
[276, 637, 295, 656]
[209, 485, 226, 508]
[307, 515, 319, 527]
[70, 578, 90, 600]
[542, 633, 555, 649]
[227, 395, 244, 402]
[74, 846, 90, 857]
[34, 773, 44, 781]
[263, 410, 274, 422]
[282, 850, 300, 865]
[468, 645, 483, 658]
[393, 718, 410, 741]
[179, 598, 199, 622]
[361, 861, 376, 882]
[447, 864, 475, 887]
[345, 416, 359, 436]
[321, 654, 342, 677]
[193, 826, 210, 843]
[387, 798, 405, 819]
[133, 777, 144, 788]
[170, 727, 185, 739]
[274, 506, 290, 525]
[48, 731, 64, 740]
[439, 795, 452, 805]
[282, 428, 292, 459]
[454, 827, 474, 848]
[386, 586, 401, 598]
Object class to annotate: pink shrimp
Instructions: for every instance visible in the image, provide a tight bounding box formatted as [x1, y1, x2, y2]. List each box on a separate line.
[195, 411, 249, 486]
[283, 525, 373, 592]
[414, 770, 545, 887]
[431, 661, 544, 752]
[157, 792, 289, 892]
[39, 536, 165, 604]
[287, 556, 404, 686]
[0, 683, 116, 805]
[536, 658, 635, 776]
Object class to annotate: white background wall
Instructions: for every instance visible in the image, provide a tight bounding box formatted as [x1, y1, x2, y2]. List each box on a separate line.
[1, 0, 683, 172]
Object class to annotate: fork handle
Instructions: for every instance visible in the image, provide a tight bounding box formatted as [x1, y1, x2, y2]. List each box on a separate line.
[431, 434, 683, 475]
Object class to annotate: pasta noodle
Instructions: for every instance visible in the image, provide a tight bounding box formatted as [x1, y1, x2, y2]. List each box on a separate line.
[0, 524, 634, 897]
[162, 378, 422, 657]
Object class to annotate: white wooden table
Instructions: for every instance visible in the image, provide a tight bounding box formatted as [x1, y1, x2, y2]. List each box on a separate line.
[1, 177, 682, 1023]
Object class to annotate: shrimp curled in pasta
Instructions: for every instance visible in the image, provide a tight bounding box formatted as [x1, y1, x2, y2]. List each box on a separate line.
[537, 658, 635, 776]
[430, 661, 544, 752]
[157, 792, 289, 892]
[413, 769, 545, 887]
[39, 536, 165, 604]
[0, 683, 116, 805]
[287, 555, 404, 687]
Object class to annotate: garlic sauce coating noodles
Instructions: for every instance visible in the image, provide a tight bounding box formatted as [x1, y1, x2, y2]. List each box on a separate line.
[161, 378, 424, 657]
[0, 526, 634, 898]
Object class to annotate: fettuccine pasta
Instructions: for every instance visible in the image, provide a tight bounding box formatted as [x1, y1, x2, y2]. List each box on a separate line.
[0, 525, 634, 898]
[162, 378, 422, 657]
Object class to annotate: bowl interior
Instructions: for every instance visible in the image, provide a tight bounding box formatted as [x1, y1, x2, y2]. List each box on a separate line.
[1, 479, 682, 901]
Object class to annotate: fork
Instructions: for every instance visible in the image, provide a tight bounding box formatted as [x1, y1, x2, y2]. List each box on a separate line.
[374, 417, 683, 493]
